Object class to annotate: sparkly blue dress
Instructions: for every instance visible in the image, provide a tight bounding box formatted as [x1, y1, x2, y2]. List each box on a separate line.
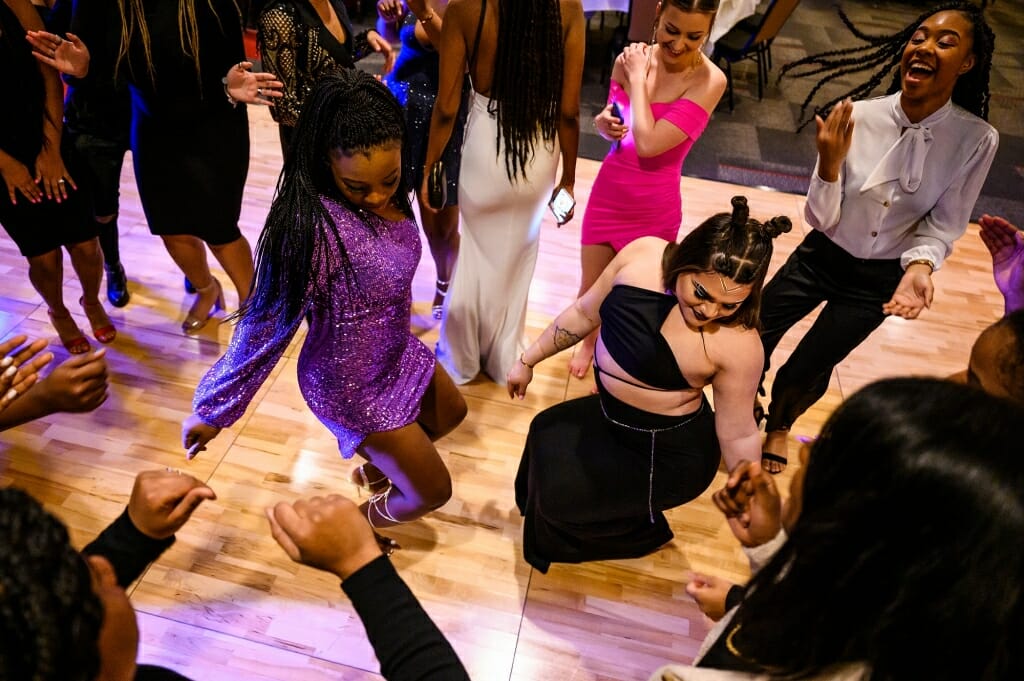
[193, 196, 437, 457]
[384, 14, 467, 206]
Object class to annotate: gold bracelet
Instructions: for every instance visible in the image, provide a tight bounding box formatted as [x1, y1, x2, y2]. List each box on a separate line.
[519, 353, 535, 369]
[906, 258, 934, 272]
[417, 10, 435, 23]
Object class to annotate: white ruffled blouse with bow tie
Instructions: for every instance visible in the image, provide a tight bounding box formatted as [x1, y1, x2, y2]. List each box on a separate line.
[804, 93, 998, 271]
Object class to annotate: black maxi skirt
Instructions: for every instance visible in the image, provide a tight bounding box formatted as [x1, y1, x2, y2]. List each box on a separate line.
[515, 376, 721, 572]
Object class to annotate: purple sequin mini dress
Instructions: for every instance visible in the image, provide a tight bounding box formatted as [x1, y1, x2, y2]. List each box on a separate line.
[193, 196, 437, 457]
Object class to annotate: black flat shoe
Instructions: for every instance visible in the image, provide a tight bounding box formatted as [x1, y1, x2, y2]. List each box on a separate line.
[106, 263, 130, 308]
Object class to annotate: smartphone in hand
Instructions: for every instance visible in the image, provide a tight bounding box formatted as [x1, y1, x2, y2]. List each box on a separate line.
[609, 102, 624, 151]
[549, 187, 575, 226]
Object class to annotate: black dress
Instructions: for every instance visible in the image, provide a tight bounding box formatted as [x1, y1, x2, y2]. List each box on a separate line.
[73, 0, 249, 245]
[258, 0, 372, 157]
[0, 0, 92, 258]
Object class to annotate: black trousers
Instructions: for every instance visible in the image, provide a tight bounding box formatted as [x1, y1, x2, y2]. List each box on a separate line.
[760, 230, 904, 432]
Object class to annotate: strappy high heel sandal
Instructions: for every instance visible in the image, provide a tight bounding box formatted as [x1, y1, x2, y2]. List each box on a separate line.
[182, 278, 224, 335]
[80, 297, 117, 344]
[48, 309, 91, 354]
[351, 463, 391, 495]
[432, 278, 450, 320]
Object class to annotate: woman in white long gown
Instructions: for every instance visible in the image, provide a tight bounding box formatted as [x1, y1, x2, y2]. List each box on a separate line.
[423, 0, 585, 384]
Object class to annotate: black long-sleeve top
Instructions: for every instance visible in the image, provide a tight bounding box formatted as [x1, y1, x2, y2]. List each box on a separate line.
[82, 510, 471, 680]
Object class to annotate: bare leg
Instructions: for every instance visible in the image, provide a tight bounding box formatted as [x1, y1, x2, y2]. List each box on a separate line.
[356, 425, 453, 528]
[569, 243, 616, 378]
[208, 235, 255, 307]
[354, 363, 465, 527]
[29, 250, 89, 352]
[27, 249, 68, 316]
[66, 238, 104, 307]
[68, 238, 115, 341]
[352, 362, 466, 497]
[160, 234, 221, 320]
[418, 194, 460, 314]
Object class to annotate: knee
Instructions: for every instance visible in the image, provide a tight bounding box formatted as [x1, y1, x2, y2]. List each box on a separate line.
[418, 470, 453, 512]
[68, 238, 101, 258]
[446, 393, 469, 431]
[27, 251, 62, 277]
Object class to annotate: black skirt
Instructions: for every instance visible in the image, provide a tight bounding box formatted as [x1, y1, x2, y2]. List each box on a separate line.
[515, 377, 721, 572]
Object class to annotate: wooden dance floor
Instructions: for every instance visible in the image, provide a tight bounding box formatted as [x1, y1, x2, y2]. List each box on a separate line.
[0, 107, 1005, 680]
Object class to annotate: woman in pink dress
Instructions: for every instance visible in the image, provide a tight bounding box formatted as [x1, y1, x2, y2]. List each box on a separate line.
[570, 0, 726, 378]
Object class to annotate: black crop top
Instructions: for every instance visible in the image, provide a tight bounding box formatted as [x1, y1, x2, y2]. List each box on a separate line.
[597, 285, 692, 391]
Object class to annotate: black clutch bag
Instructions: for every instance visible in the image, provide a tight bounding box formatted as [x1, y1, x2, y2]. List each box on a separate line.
[426, 161, 447, 210]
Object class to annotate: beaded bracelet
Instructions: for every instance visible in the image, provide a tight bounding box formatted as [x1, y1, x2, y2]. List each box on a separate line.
[417, 10, 435, 23]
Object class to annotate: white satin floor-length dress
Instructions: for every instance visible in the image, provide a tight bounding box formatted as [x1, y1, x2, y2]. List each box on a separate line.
[436, 89, 560, 384]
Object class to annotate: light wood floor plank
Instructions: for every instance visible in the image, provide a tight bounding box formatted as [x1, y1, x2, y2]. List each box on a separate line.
[0, 106, 1003, 680]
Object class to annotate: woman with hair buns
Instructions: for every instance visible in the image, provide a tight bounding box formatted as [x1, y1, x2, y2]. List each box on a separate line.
[757, 1, 999, 473]
[183, 71, 467, 549]
[508, 196, 791, 572]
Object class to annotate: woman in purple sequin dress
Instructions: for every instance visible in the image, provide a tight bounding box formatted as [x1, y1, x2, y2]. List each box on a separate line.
[183, 71, 467, 537]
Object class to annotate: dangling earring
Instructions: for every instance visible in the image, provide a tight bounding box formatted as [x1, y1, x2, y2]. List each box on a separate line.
[689, 42, 705, 69]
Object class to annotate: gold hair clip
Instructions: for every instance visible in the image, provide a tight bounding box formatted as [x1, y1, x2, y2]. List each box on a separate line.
[718, 273, 743, 293]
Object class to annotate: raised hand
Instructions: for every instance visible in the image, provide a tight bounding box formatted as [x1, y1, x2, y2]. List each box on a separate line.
[224, 61, 284, 106]
[266, 495, 383, 580]
[882, 264, 933, 319]
[978, 214, 1024, 314]
[366, 30, 395, 75]
[181, 413, 222, 460]
[712, 460, 782, 548]
[25, 30, 90, 78]
[127, 469, 217, 539]
[0, 336, 53, 412]
[619, 42, 649, 88]
[814, 98, 854, 183]
[377, 0, 405, 22]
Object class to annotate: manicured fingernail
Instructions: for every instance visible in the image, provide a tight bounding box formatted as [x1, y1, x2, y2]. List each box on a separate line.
[795, 435, 817, 444]
[1, 356, 12, 368]
[3, 365, 16, 379]
[4, 388, 17, 402]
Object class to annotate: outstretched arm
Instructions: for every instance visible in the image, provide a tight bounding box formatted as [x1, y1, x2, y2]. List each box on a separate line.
[979, 214, 1024, 315]
[267, 496, 471, 680]
[507, 239, 645, 398]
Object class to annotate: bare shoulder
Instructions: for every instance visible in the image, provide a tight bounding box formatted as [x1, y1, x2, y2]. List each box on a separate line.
[711, 324, 764, 374]
[686, 59, 728, 111]
[618, 236, 670, 263]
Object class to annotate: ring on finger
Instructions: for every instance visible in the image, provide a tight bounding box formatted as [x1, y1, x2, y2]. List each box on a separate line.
[58, 178, 66, 185]
[257, 87, 263, 96]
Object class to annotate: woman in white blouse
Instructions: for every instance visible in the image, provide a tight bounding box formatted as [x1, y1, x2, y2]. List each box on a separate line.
[754, 1, 998, 473]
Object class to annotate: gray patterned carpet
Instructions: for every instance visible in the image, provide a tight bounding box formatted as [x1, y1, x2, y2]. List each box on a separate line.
[576, 0, 1023, 224]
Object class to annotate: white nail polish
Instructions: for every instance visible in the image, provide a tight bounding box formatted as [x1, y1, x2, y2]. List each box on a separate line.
[2, 365, 16, 379]
[1, 356, 12, 368]
[4, 388, 17, 402]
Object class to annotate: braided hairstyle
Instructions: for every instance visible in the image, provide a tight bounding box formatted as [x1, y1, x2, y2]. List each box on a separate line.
[240, 69, 411, 328]
[0, 487, 104, 681]
[780, 1, 994, 130]
[662, 195, 791, 328]
[490, 0, 564, 182]
[116, 0, 243, 90]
